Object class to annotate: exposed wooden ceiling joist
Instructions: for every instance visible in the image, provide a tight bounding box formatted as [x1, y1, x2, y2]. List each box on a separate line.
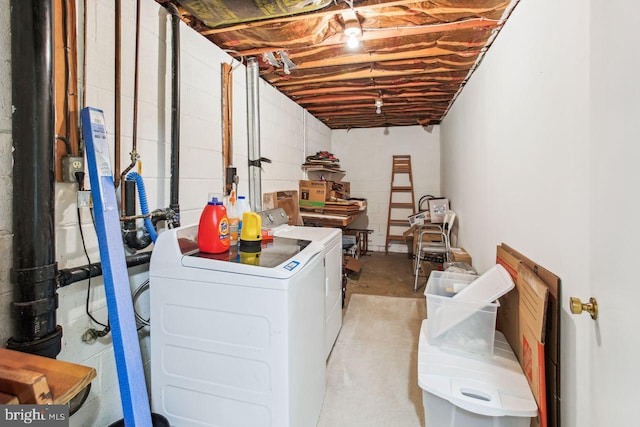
[158, 0, 520, 129]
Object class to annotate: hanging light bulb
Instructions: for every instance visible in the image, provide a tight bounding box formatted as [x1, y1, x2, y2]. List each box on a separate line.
[343, 10, 361, 49]
[375, 98, 383, 114]
[346, 31, 360, 49]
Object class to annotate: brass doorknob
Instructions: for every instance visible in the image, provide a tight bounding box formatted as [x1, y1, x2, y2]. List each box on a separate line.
[570, 297, 598, 320]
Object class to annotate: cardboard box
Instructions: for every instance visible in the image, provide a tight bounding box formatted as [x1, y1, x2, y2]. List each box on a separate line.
[344, 256, 361, 274]
[496, 244, 560, 427]
[450, 247, 472, 265]
[328, 181, 350, 200]
[263, 190, 303, 225]
[299, 180, 327, 207]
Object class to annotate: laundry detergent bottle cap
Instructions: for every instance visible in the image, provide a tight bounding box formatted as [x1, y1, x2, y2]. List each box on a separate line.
[198, 197, 230, 254]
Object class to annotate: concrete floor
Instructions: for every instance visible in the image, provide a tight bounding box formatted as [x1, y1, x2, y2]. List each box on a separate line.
[344, 252, 436, 309]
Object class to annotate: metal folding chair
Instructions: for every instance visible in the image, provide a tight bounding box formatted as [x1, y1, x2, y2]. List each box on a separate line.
[413, 211, 456, 292]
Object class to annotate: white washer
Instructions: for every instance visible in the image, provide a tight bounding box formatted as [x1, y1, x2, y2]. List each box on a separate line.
[150, 224, 326, 427]
[258, 208, 343, 359]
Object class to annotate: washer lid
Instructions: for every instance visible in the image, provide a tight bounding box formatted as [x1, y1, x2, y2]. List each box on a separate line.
[181, 237, 324, 278]
[189, 236, 312, 268]
[274, 224, 341, 244]
[418, 320, 537, 418]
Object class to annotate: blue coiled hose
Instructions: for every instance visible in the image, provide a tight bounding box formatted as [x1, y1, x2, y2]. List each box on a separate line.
[125, 172, 157, 242]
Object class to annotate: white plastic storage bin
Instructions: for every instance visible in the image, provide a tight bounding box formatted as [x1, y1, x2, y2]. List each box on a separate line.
[418, 319, 537, 427]
[425, 271, 497, 355]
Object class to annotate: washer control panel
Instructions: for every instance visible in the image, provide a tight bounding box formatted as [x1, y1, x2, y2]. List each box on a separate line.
[256, 207, 289, 228]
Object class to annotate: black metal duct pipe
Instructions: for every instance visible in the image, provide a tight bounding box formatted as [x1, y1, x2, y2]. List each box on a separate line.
[167, 3, 181, 227]
[57, 252, 153, 288]
[8, 0, 62, 358]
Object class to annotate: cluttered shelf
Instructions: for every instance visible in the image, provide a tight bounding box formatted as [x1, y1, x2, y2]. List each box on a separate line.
[300, 199, 367, 228]
[302, 151, 345, 175]
[300, 151, 365, 228]
[301, 164, 345, 174]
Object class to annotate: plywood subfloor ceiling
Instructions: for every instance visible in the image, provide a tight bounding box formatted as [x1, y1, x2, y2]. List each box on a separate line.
[156, 0, 519, 129]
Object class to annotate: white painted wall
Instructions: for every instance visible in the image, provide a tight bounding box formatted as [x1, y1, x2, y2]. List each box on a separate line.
[0, 0, 330, 424]
[589, 1, 640, 425]
[331, 126, 440, 252]
[440, 0, 592, 426]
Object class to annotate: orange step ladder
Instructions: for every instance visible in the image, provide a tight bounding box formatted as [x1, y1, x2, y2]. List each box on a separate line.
[385, 155, 416, 254]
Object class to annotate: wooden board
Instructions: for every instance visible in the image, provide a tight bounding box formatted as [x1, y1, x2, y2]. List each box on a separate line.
[0, 348, 96, 405]
[54, 0, 80, 182]
[301, 212, 357, 228]
[0, 364, 53, 404]
[0, 391, 19, 405]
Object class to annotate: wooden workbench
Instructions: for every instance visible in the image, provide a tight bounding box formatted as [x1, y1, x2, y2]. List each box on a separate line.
[300, 211, 362, 228]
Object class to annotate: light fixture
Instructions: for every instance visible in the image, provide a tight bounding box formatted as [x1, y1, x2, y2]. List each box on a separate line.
[343, 10, 361, 49]
[279, 50, 297, 75]
[375, 98, 383, 114]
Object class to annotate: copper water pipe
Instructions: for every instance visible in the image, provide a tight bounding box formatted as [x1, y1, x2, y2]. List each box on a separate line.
[113, 0, 121, 189]
[119, 0, 141, 212]
[222, 62, 233, 194]
[82, 0, 87, 111]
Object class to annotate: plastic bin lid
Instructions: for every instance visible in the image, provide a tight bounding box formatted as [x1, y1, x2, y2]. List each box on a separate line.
[429, 265, 514, 339]
[454, 264, 514, 304]
[418, 320, 537, 418]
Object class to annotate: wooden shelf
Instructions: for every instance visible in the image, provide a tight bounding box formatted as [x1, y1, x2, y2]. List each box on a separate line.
[300, 211, 361, 228]
[0, 348, 96, 405]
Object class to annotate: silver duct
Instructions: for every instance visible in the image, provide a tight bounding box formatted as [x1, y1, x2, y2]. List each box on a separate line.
[246, 57, 262, 211]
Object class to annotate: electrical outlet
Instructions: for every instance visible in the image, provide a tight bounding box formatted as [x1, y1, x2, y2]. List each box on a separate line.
[62, 156, 85, 183]
[77, 190, 92, 208]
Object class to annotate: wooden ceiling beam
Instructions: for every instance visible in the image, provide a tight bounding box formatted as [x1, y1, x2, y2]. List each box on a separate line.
[320, 18, 499, 49]
[272, 68, 469, 87]
[296, 92, 453, 105]
[309, 104, 448, 114]
[223, 18, 497, 56]
[290, 47, 482, 71]
[266, 57, 475, 77]
[287, 81, 458, 97]
[320, 116, 438, 128]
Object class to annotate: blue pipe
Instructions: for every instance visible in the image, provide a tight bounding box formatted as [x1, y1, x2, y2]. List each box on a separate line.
[125, 172, 157, 242]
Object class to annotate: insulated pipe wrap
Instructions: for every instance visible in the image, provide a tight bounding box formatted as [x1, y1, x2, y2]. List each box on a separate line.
[126, 172, 158, 242]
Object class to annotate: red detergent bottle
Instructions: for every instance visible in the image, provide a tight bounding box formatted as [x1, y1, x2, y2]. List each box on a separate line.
[198, 197, 230, 254]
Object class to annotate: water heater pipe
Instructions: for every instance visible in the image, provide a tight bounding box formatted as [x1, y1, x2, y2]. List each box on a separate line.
[246, 57, 262, 211]
[167, 2, 181, 225]
[8, 0, 62, 358]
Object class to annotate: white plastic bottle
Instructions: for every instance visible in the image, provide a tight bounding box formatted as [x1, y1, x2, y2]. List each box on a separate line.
[235, 195, 251, 236]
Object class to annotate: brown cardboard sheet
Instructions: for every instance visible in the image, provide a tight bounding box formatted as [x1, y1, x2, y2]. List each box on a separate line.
[496, 243, 561, 427]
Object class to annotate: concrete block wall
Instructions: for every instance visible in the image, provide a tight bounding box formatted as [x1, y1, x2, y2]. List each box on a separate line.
[0, 0, 330, 425]
[331, 126, 440, 252]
